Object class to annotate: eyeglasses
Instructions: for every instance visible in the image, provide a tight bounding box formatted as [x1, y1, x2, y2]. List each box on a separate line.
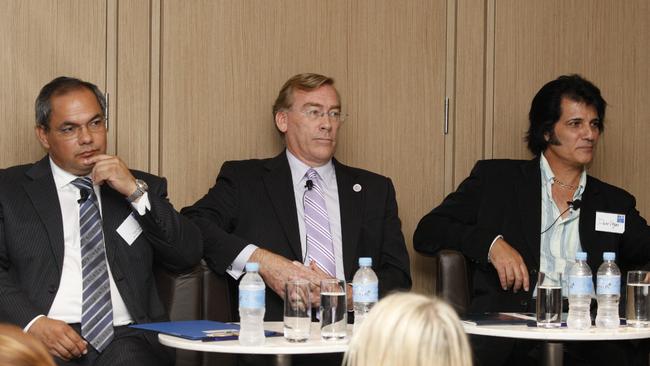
[52, 118, 106, 140]
[289, 108, 347, 123]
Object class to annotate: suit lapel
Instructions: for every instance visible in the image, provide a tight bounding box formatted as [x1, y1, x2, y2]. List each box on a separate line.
[263, 153, 302, 261]
[334, 160, 363, 278]
[578, 176, 600, 254]
[99, 185, 131, 266]
[516, 158, 542, 268]
[24, 156, 65, 271]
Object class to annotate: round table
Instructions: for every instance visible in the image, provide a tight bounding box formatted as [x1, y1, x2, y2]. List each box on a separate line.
[159, 321, 349, 366]
[462, 316, 650, 366]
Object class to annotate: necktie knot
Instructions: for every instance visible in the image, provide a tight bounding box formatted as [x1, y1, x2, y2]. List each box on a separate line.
[306, 168, 320, 182]
[71, 177, 94, 195]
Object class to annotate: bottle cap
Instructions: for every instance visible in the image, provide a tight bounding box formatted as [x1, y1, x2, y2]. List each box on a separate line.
[603, 252, 615, 261]
[245, 262, 260, 272]
[358, 257, 372, 266]
[575, 252, 587, 261]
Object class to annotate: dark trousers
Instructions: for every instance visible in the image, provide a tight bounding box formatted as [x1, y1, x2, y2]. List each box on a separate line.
[471, 335, 649, 366]
[54, 324, 174, 366]
[238, 353, 343, 366]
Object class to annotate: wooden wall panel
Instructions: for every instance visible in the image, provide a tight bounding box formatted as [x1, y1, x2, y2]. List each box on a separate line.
[160, 0, 348, 207]
[453, 0, 487, 188]
[492, 0, 650, 216]
[0, 0, 106, 168]
[116, 0, 152, 171]
[347, 0, 447, 294]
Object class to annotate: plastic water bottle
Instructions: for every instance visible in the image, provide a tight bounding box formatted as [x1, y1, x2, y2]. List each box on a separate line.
[595, 252, 621, 329]
[353, 257, 378, 332]
[239, 262, 265, 345]
[567, 252, 593, 330]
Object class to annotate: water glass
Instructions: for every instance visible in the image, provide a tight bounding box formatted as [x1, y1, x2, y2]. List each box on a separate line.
[320, 279, 347, 340]
[536, 271, 563, 328]
[626, 270, 650, 328]
[284, 279, 312, 342]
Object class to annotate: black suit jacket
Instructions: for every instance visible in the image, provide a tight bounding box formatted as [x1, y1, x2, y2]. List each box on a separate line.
[414, 158, 650, 313]
[0, 156, 202, 327]
[182, 152, 411, 320]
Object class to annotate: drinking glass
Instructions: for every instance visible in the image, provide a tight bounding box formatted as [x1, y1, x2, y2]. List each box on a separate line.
[626, 270, 650, 328]
[320, 279, 347, 340]
[536, 272, 563, 328]
[283, 279, 312, 342]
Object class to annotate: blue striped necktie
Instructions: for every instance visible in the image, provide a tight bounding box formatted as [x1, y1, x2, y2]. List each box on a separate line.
[303, 169, 336, 277]
[71, 177, 114, 352]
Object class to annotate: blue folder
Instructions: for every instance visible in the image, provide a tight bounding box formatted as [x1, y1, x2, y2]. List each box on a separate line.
[130, 320, 281, 341]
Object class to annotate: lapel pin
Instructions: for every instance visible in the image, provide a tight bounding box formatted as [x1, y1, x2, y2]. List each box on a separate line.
[353, 184, 362, 192]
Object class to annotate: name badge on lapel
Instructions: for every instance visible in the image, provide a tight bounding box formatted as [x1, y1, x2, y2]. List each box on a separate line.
[595, 211, 625, 234]
[117, 212, 143, 245]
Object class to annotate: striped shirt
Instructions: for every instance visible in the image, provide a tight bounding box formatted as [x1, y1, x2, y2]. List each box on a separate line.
[536, 153, 586, 294]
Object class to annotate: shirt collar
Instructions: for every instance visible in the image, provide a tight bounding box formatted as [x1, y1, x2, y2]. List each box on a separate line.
[49, 157, 92, 190]
[286, 149, 336, 189]
[540, 153, 587, 199]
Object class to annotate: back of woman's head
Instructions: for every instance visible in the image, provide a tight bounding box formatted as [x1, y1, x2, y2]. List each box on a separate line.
[0, 324, 55, 366]
[343, 292, 472, 366]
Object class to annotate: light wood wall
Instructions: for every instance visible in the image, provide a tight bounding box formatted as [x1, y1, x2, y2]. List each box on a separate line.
[2, 0, 649, 296]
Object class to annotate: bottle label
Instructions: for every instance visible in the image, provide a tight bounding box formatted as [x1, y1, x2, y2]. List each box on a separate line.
[353, 283, 378, 303]
[239, 289, 265, 308]
[568, 275, 593, 296]
[597, 275, 621, 295]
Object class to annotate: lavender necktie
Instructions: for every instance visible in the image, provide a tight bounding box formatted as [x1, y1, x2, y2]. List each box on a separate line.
[71, 177, 114, 352]
[303, 169, 336, 277]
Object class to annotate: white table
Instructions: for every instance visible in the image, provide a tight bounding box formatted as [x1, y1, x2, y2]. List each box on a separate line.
[159, 321, 349, 366]
[462, 314, 650, 366]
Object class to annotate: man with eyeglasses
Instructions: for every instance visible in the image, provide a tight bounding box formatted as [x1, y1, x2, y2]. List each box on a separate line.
[183, 73, 412, 323]
[0, 76, 202, 365]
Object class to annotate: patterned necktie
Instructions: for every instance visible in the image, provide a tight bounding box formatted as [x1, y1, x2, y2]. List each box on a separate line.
[71, 177, 114, 352]
[303, 169, 336, 277]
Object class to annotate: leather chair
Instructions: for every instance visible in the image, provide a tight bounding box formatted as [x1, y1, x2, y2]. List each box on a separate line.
[431, 249, 470, 316]
[155, 260, 236, 366]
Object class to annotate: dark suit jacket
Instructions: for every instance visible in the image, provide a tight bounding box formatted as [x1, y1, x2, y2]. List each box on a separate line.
[182, 152, 411, 320]
[414, 158, 650, 313]
[0, 156, 202, 327]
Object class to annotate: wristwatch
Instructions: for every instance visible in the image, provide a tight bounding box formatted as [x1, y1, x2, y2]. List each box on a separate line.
[126, 179, 148, 202]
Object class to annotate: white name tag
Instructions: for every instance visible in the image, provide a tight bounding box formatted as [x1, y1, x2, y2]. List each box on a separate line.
[595, 211, 625, 234]
[117, 212, 143, 245]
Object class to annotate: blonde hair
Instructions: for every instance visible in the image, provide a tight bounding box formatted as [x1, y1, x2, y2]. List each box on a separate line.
[343, 293, 473, 366]
[0, 324, 55, 366]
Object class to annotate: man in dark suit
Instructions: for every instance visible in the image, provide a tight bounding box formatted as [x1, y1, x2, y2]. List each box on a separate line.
[183, 73, 411, 321]
[0, 76, 202, 365]
[414, 74, 650, 365]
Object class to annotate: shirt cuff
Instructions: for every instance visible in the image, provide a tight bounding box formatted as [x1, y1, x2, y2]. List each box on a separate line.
[227, 244, 259, 280]
[487, 235, 503, 263]
[24, 314, 45, 332]
[130, 192, 151, 215]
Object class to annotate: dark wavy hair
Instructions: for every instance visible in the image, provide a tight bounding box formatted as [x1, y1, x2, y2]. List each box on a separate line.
[526, 74, 606, 156]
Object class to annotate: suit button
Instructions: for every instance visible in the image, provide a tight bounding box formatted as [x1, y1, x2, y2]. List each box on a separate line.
[48, 284, 57, 293]
[520, 300, 528, 307]
[531, 269, 538, 276]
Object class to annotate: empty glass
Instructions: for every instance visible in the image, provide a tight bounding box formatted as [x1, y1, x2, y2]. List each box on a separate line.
[283, 279, 312, 342]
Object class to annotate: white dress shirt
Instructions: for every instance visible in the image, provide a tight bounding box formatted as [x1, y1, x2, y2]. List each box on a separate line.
[227, 150, 345, 280]
[25, 158, 150, 330]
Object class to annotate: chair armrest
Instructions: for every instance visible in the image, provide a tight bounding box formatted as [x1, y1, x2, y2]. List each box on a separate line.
[201, 262, 233, 322]
[434, 250, 470, 316]
[154, 264, 203, 321]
